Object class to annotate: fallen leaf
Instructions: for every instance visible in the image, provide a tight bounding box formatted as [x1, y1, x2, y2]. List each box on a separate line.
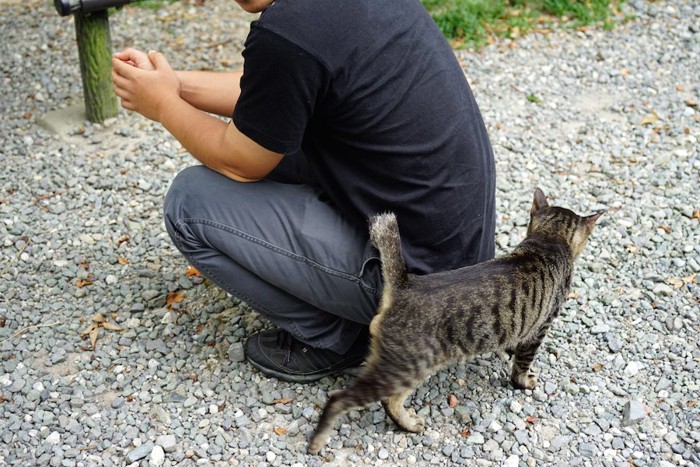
[668, 274, 697, 289]
[166, 291, 185, 309]
[186, 266, 203, 278]
[567, 291, 580, 300]
[117, 235, 130, 246]
[117, 257, 128, 265]
[685, 99, 698, 108]
[525, 416, 540, 425]
[271, 398, 293, 405]
[76, 276, 95, 288]
[693, 210, 700, 220]
[78, 313, 124, 350]
[459, 427, 471, 438]
[657, 225, 672, 233]
[273, 427, 288, 436]
[102, 322, 123, 332]
[448, 394, 459, 408]
[592, 363, 603, 372]
[688, 400, 697, 408]
[126, 395, 134, 402]
[89, 326, 99, 348]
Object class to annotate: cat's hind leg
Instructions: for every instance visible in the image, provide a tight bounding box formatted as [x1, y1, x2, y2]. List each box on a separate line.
[308, 371, 394, 454]
[382, 387, 424, 433]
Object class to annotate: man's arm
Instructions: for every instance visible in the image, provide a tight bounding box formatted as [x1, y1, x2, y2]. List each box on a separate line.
[114, 48, 242, 118]
[175, 70, 243, 118]
[112, 50, 282, 182]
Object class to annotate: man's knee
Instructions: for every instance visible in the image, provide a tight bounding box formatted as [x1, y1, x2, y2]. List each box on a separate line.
[164, 166, 211, 239]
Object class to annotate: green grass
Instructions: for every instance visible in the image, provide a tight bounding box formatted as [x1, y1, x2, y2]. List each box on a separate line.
[421, 0, 626, 48]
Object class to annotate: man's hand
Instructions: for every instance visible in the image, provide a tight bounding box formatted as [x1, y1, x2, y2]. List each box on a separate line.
[112, 49, 181, 122]
[113, 48, 156, 71]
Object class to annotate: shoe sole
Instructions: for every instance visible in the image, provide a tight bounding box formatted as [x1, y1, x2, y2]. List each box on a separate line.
[246, 357, 349, 383]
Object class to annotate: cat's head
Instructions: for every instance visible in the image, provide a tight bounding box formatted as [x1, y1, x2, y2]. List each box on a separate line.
[527, 188, 604, 258]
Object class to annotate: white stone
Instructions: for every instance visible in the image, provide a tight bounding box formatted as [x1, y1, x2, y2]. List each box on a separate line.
[624, 361, 639, 377]
[510, 400, 523, 413]
[45, 431, 60, 445]
[503, 455, 519, 467]
[488, 420, 503, 432]
[150, 446, 165, 466]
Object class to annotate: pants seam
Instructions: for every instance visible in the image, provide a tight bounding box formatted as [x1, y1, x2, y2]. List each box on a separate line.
[177, 217, 380, 294]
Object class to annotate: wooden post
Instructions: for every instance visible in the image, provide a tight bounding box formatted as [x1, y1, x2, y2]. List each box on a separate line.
[74, 10, 117, 123]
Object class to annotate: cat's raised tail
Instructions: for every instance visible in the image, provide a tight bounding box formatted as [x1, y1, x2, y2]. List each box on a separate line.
[369, 213, 408, 289]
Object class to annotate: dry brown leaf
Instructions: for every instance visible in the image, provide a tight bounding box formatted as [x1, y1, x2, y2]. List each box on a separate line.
[668, 274, 697, 289]
[592, 363, 603, 372]
[567, 291, 580, 300]
[271, 398, 293, 405]
[657, 225, 672, 233]
[688, 400, 697, 408]
[448, 394, 459, 408]
[186, 266, 203, 278]
[79, 313, 123, 350]
[693, 210, 700, 220]
[459, 427, 471, 438]
[117, 235, 130, 246]
[273, 427, 288, 436]
[89, 326, 99, 348]
[76, 278, 94, 288]
[167, 291, 185, 309]
[102, 322, 123, 332]
[685, 99, 698, 108]
[117, 257, 129, 265]
[525, 416, 540, 425]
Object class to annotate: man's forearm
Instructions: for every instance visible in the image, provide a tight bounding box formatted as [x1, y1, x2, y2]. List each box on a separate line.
[175, 70, 243, 117]
[157, 96, 282, 183]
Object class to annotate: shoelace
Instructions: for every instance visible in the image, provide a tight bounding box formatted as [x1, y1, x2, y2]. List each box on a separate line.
[276, 330, 296, 366]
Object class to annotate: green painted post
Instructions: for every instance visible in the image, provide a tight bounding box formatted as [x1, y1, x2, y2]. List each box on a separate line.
[74, 10, 117, 123]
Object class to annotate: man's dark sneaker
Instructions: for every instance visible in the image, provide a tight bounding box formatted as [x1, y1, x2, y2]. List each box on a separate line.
[244, 328, 369, 383]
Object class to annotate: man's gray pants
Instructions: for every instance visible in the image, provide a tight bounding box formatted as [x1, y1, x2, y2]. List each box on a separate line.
[163, 165, 382, 354]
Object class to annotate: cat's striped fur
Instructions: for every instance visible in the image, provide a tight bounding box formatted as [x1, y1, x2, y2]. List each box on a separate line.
[308, 188, 604, 454]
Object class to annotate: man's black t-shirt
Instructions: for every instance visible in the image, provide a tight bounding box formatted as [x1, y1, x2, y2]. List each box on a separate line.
[233, 0, 496, 274]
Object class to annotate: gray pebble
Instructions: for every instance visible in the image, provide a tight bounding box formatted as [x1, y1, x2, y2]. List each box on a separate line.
[126, 442, 154, 463]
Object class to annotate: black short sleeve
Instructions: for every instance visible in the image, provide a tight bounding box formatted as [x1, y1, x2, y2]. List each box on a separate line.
[232, 25, 328, 155]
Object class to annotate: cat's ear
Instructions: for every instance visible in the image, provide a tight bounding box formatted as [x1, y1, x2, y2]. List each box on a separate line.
[585, 210, 605, 228]
[531, 187, 549, 215]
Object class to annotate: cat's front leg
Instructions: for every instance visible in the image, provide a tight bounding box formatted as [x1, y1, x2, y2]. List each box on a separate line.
[509, 339, 544, 390]
[510, 315, 555, 389]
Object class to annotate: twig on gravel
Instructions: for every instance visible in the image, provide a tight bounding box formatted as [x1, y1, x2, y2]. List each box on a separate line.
[0, 321, 61, 345]
[0, 237, 29, 277]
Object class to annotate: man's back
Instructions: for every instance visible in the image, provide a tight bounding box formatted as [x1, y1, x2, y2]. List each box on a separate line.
[234, 0, 496, 273]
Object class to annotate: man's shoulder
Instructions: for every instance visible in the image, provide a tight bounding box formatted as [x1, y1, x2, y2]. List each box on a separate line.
[255, 0, 432, 61]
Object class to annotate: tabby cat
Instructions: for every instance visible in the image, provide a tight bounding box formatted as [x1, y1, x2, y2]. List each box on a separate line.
[308, 188, 604, 454]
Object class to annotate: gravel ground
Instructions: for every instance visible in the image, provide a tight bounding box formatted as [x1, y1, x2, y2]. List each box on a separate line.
[1, 0, 699, 466]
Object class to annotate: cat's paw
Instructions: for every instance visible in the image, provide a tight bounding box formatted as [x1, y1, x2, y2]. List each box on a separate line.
[402, 414, 425, 433]
[511, 371, 537, 390]
[308, 433, 330, 455]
